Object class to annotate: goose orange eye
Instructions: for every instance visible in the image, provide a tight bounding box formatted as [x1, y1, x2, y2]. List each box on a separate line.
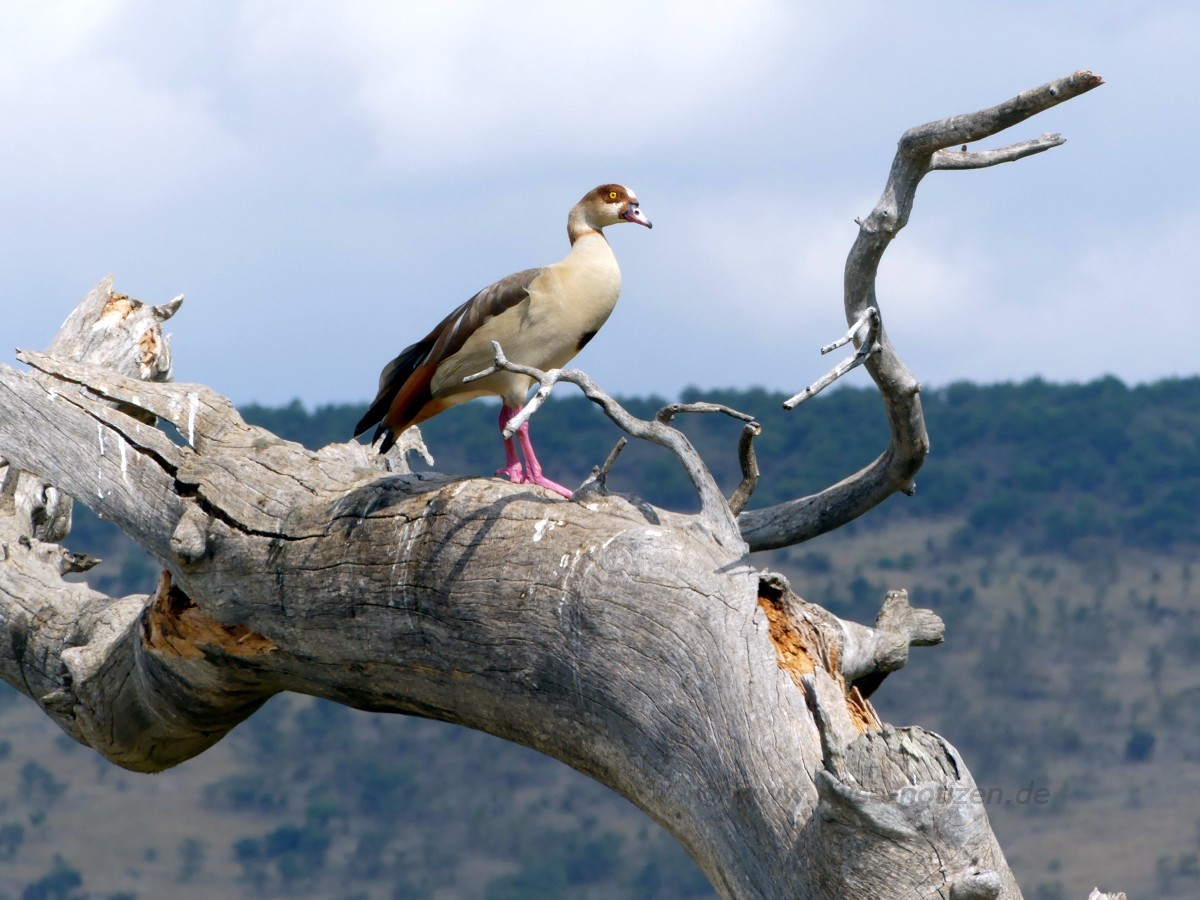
[609, 191, 618, 200]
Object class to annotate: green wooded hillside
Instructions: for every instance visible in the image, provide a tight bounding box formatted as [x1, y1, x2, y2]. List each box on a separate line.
[246, 374, 1200, 552]
[2, 377, 1198, 899]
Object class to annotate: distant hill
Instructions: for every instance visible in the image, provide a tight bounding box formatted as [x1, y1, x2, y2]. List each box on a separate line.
[242, 375, 1200, 552]
[3, 377, 1198, 898]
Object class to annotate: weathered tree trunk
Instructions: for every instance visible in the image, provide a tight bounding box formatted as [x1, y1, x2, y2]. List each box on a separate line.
[0, 73, 1114, 898]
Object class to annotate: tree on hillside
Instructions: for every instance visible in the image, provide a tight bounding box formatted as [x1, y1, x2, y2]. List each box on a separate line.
[0, 72, 1123, 898]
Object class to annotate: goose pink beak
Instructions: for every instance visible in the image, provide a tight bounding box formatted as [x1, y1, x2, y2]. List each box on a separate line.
[621, 204, 652, 228]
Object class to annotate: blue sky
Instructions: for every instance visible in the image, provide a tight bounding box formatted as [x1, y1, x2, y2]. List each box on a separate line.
[3, 2, 1196, 407]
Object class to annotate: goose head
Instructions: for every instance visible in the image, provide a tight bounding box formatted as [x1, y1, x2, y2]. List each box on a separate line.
[569, 184, 652, 240]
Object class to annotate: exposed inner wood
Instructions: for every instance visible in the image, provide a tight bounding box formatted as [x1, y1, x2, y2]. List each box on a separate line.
[757, 579, 879, 734]
[756, 586, 817, 680]
[100, 291, 135, 323]
[143, 569, 277, 659]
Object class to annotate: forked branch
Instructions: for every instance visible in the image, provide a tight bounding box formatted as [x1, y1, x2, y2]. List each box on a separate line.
[738, 70, 1103, 551]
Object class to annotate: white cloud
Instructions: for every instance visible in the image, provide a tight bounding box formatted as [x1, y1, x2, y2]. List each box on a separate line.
[668, 190, 854, 339]
[0, 1, 115, 72]
[1037, 215, 1200, 382]
[0, 2, 242, 207]
[234, 1, 818, 175]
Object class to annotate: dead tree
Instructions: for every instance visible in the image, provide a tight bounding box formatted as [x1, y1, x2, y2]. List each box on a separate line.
[0, 73, 1109, 898]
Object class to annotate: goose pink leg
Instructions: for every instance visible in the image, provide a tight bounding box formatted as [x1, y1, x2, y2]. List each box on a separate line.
[495, 406, 525, 483]
[494, 406, 572, 498]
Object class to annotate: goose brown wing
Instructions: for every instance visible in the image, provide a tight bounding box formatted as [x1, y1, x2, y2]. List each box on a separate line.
[354, 267, 542, 451]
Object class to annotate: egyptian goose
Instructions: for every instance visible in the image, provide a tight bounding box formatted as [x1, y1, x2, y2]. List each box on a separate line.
[355, 184, 652, 497]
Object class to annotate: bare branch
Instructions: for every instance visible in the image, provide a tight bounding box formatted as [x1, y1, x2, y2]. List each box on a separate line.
[571, 436, 627, 501]
[931, 133, 1067, 170]
[727, 421, 761, 516]
[594, 436, 628, 483]
[467, 341, 745, 550]
[651, 401, 762, 512]
[899, 70, 1103, 158]
[819, 305, 878, 357]
[464, 341, 560, 438]
[783, 307, 881, 409]
[655, 401, 755, 425]
[739, 71, 1102, 552]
